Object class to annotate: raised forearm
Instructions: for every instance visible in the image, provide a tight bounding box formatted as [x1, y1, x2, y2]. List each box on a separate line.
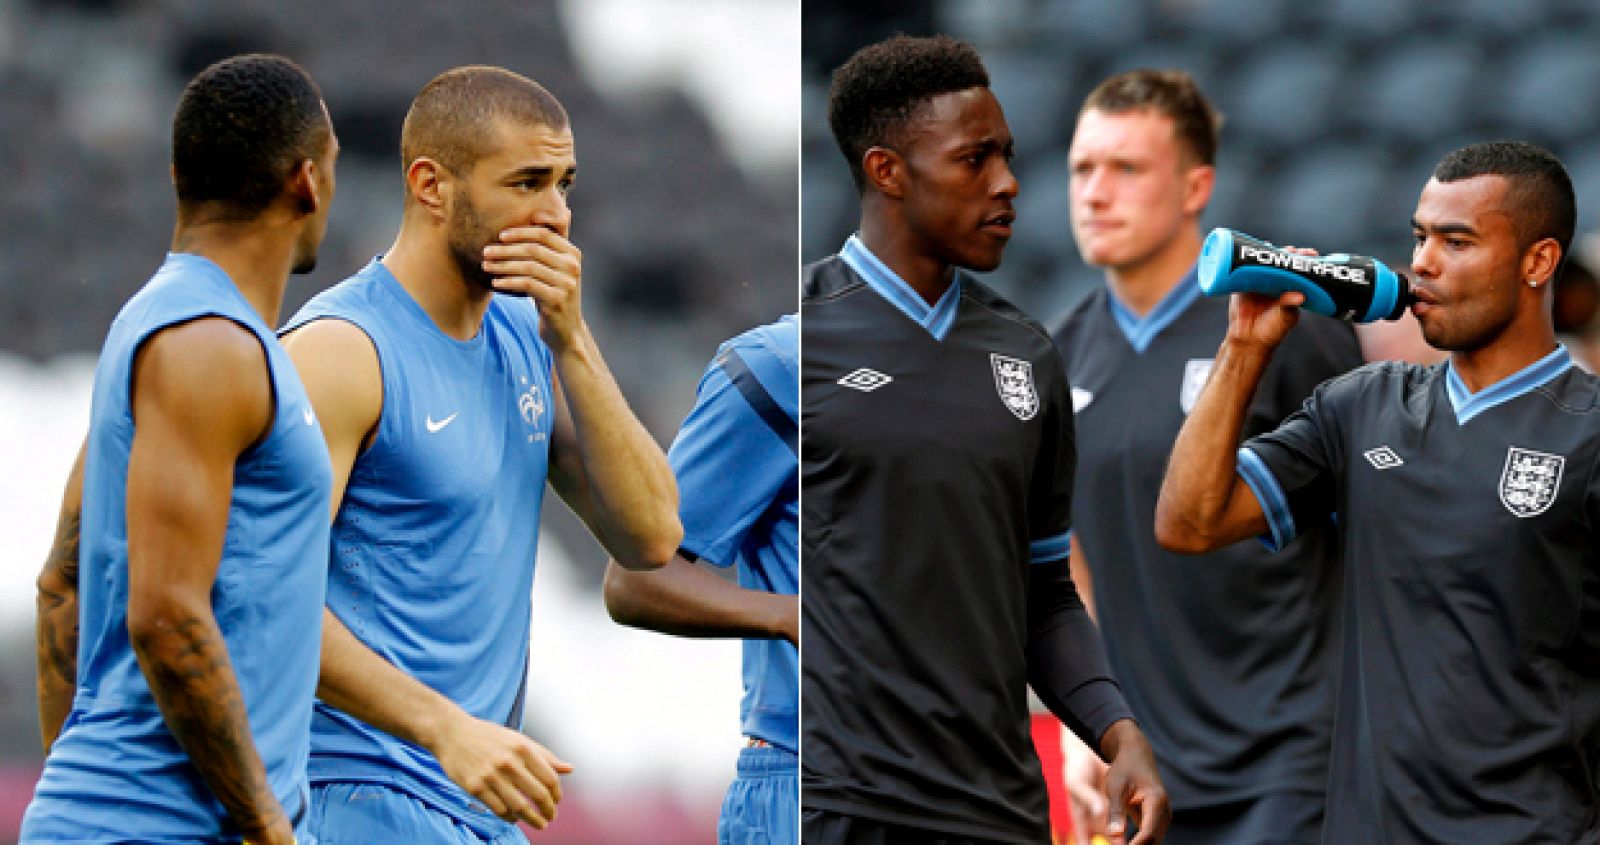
[130, 603, 284, 835]
[554, 328, 681, 566]
[1155, 337, 1274, 552]
[604, 556, 796, 644]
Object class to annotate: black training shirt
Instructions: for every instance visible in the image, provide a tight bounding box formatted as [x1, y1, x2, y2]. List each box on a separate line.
[1053, 275, 1359, 809]
[802, 238, 1132, 842]
[1243, 348, 1600, 843]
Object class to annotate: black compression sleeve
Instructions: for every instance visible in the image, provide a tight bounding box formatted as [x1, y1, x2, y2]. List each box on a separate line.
[1026, 558, 1135, 755]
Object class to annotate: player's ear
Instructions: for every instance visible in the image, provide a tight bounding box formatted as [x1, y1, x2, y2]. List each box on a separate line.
[406, 157, 449, 220]
[288, 158, 321, 215]
[863, 146, 906, 200]
[1521, 236, 1561, 289]
[1183, 163, 1215, 217]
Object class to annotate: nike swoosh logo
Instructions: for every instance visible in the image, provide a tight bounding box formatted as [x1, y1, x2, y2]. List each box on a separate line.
[426, 412, 459, 433]
[303, 407, 316, 426]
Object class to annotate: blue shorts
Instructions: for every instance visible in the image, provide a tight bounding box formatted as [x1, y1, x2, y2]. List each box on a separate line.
[719, 745, 798, 845]
[307, 782, 523, 845]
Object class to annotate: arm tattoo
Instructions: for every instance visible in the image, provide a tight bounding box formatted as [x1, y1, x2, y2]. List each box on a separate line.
[37, 504, 81, 750]
[135, 612, 283, 833]
[38, 506, 81, 680]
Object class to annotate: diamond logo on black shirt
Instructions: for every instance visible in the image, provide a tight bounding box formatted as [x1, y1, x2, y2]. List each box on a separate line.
[838, 368, 893, 392]
[1363, 446, 1404, 470]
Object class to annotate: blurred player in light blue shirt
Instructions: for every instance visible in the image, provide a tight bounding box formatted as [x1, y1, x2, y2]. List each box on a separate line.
[605, 314, 799, 844]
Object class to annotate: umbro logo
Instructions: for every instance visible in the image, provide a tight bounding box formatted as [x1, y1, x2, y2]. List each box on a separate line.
[1364, 446, 1403, 470]
[426, 412, 458, 433]
[838, 368, 892, 392]
[303, 407, 316, 426]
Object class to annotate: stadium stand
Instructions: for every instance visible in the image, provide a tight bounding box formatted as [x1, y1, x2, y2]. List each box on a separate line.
[805, 0, 1600, 320]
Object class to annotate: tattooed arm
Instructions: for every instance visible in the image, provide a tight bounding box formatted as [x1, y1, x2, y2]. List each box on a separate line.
[36, 441, 85, 752]
[124, 319, 294, 845]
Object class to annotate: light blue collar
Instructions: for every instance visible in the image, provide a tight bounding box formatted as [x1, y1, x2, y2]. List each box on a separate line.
[1107, 267, 1202, 353]
[1445, 345, 1571, 424]
[839, 235, 962, 340]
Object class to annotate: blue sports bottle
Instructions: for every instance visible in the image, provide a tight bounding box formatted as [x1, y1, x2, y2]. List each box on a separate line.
[1197, 228, 1413, 322]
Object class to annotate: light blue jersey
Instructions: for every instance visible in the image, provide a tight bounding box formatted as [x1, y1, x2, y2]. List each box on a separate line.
[673, 315, 798, 751]
[282, 258, 554, 836]
[23, 253, 332, 843]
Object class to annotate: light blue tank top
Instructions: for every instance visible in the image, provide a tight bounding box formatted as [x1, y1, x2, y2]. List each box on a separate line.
[23, 253, 332, 842]
[282, 258, 554, 833]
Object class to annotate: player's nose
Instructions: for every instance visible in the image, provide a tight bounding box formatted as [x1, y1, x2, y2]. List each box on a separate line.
[529, 193, 571, 237]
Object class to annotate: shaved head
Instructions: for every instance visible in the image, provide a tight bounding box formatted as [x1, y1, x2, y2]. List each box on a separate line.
[400, 65, 568, 177]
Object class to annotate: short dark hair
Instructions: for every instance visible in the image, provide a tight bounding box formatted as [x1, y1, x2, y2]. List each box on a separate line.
[401, 66, 568, 176]
[827, 34, 990, 192]
[1081, 69, 1222, 166]
[1433, 141, 1575, 257]
[172, 54, 329, 215]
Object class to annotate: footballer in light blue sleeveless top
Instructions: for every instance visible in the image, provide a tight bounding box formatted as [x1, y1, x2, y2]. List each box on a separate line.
[22, 253, 332, 843]
[281, 257, 555, 836]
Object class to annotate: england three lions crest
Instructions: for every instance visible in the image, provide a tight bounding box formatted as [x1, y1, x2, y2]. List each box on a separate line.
[990, 353, 1039, 421]
[1500, 446, 1564, 518]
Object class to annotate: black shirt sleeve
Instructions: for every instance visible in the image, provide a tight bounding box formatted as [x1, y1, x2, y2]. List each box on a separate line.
[1027, 559, 1135, 751]
[1028, 347, 1076, 551]
[1245, 316, 1364, 440]
[1239, 368, 1357, 552]
[1025, 347, 1134, 749]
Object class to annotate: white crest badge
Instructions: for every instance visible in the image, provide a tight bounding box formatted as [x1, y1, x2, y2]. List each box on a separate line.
[519, 381, 545, 427]
[1500, 446, 1564, 518]
[1180, 358, 1214, 415]
[991, 353, 1039, 421]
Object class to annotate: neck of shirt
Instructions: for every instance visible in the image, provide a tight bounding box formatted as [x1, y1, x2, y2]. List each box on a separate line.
[1106, 265, 1201, 354]
[1445, 345, 1572, 424]
[839, 235, 963, 341]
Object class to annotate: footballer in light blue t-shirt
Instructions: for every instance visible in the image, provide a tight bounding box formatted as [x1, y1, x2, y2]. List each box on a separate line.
[605, 314, 799, 844]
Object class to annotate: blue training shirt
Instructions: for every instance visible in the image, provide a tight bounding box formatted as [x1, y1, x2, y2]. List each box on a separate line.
[672, 315, 798, 753]
[23, 253, 332, 843]
[281, 258, 555, 834]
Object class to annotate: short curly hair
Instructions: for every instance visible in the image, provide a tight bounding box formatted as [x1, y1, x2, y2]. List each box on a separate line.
[172, 54, 329, 215]
[827, 34, 990, 192]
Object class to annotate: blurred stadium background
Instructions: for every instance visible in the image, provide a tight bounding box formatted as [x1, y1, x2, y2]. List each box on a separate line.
[803, 0, 1600, 339]
[0, 0, 795, 842]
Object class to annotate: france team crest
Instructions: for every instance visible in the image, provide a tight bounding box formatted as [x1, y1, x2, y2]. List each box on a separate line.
[990, 353, 1038, 421]
[1500, 446, 1563, 518]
